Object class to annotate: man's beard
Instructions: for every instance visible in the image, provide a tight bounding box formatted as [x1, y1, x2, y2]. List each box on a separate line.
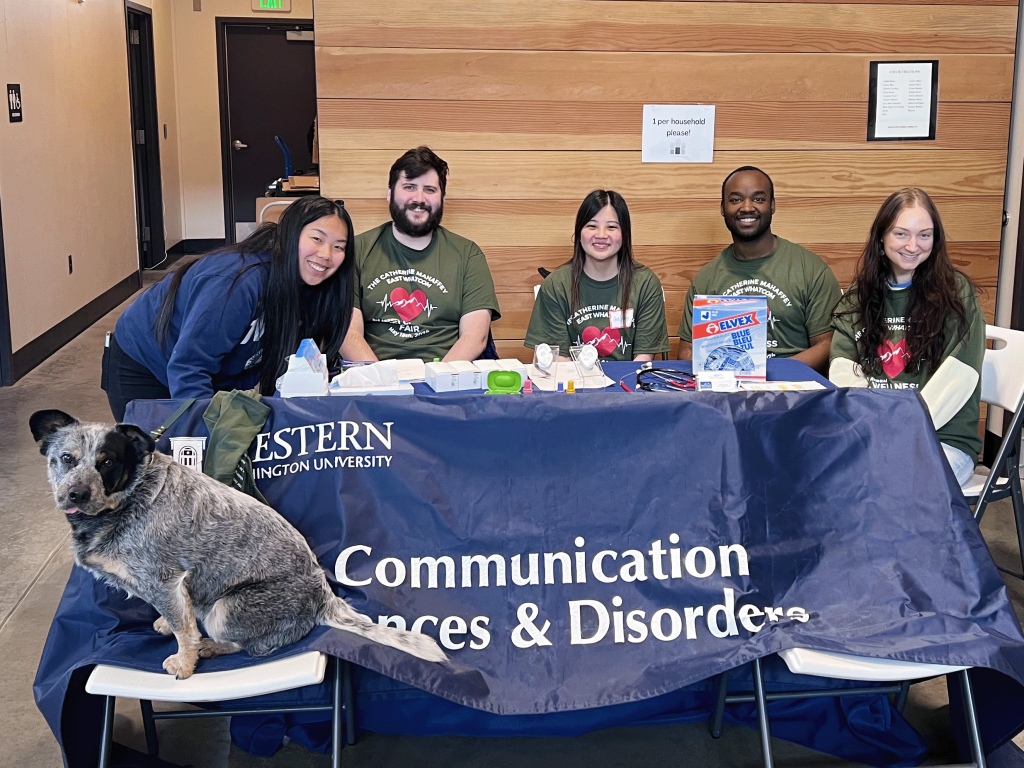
[724, 211, 772, 242]
[391, 199, 444, 238]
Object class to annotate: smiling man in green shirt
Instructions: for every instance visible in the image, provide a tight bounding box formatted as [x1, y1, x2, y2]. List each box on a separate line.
[678, 166, 841, 373]
[341, 147, 500, 362]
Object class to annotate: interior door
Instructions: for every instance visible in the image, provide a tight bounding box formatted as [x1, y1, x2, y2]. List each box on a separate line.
[219, 22, 316, 243]
[126, 7, 165, 268]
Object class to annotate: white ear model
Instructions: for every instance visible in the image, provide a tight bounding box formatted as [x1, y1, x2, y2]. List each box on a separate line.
[536, 343, 554, 371]
[578, 345, 599, 370]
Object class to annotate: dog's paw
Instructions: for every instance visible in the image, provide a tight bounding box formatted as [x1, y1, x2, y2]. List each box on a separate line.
[162, 652, 196, 679]
[197, 638, 242, 659]
[153, 616, 172, 635]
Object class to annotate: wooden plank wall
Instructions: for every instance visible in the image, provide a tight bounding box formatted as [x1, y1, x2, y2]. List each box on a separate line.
[314, 0, 1016, 360]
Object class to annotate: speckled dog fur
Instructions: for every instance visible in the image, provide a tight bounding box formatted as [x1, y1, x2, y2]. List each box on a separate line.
[30, 410, 446, 678]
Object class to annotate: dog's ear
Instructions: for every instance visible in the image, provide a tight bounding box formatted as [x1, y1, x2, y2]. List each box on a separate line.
[30, 410, 79, 454]
[115, 423, 157, 462]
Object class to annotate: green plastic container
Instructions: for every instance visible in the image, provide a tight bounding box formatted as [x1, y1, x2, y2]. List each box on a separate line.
[485, 370, 522, 394]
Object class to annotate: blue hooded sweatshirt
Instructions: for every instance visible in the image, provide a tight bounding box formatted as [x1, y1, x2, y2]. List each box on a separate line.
[114, 251, 271, 399]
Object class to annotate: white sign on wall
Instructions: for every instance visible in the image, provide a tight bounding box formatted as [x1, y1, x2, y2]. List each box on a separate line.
[642, 105, 716, 163]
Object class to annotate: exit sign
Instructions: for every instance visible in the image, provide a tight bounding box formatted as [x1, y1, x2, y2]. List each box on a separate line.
[252, 0, 291, 10]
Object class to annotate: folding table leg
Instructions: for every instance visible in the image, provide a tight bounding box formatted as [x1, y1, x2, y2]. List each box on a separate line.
[709, 670, 729, 738]
[98, 695, 116, 768]
[752, 658, 774, 768]
[343, 660, 356, 746]
[959, 670, 986, 768]
[895, 680, 910, 713]
[331, 658, 343, 768]
[139, 699, 159, 756]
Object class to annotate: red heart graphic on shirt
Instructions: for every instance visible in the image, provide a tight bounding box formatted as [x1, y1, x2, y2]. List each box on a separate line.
[879, 339, 909, 378]
[582, 326, 622, 357]
[390, 288, 427, 323]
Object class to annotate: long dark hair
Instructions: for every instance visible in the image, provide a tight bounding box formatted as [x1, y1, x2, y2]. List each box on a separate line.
[840, 188, 970, 376]
[568, 190, 637, 313]
[153, 196, 355, 395]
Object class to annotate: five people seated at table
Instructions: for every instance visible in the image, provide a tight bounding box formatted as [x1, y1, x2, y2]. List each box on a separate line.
[103, 146, 985, 483]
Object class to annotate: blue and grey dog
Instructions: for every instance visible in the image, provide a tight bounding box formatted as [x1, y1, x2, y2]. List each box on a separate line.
[30, 410, 446, 678]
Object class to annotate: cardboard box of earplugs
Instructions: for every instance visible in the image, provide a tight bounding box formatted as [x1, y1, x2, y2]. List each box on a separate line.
[692, 295, 768, 380]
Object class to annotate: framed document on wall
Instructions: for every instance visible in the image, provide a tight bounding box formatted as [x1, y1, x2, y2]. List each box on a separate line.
[867, 61, 938, 141]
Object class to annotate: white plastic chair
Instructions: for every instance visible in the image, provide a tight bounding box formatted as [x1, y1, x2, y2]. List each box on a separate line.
[969, 325, 1024, 578]
[710, 652, 984, 768]
[85, 651, 353, 767]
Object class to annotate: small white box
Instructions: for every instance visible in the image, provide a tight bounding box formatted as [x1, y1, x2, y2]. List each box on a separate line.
[424, 362, 459, 392]
[473, 360, 502, 373]
[497, 358, 529, 383]
[449, 360, 482, 390]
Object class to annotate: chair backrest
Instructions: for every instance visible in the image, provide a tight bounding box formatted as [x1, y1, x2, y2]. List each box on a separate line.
[981, 324, 1024, 412]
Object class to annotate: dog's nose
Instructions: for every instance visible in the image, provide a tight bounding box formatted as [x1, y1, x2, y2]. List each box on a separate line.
[68, 485, 91, 504]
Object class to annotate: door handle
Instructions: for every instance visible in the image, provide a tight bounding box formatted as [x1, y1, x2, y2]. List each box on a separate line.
[233, 140, 248, 150]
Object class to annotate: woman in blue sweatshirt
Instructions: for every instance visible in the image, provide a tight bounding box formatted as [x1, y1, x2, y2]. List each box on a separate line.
[103, 196, 354, 420]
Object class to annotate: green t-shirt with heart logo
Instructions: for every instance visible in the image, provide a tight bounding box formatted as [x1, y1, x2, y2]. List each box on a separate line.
[354, 224, 501, 361]
[829, 274, 984, 460]
[524, 263, 669, 361]
[678, 238, 841, 358]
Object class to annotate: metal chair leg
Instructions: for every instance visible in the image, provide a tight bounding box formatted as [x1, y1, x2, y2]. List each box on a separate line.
[343, 660, 356, 746]
[710, 669, 729, 738]
[894, 680, 910, 713]
[752, 658, 774, 768]
[959, 670, 986, 768]
[98, 695, 116, 768]
[331, 658, 343, 768]
[139, 699, 159, 756]
[1009, 459, 1024, 578]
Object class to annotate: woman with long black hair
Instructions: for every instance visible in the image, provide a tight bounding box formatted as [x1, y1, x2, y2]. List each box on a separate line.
[103, 196, 354, 420]
[525, 189, 669, 362]
[830, 188, 985, 486]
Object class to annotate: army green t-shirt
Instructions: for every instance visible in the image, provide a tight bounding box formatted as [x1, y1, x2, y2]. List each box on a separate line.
[525, 264, 669, 361]
[678, 238, 842, 358]
[354, 224, 501, 361]
[830, 274, 984, 461]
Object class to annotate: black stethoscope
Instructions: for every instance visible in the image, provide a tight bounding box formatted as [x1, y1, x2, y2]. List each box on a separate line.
[620, 364, 696, 392]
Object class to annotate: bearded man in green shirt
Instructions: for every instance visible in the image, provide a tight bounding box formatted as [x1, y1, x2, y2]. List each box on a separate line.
[341, 147, 501, 362]
[678, 166, 841, 373]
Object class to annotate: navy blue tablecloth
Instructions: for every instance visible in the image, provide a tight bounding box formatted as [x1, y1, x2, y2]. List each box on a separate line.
[34, 368, 1024, 767]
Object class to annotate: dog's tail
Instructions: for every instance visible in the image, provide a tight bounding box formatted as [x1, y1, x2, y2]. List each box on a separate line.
[318, 595, 448, 663]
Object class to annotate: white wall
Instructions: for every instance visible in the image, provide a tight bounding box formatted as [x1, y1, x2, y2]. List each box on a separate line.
[0, 0, 138, 351]
[170, 0, 314, 240]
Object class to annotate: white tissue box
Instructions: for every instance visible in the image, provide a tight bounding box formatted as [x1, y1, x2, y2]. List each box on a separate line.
[424, 362, 459, 392]
[329, 383, 414, 397]
[277, 355, 328, 398]
[449, 361, 482, 390]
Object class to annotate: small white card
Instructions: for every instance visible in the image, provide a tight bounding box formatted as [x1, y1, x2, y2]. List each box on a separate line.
[696, 371, 739, 392]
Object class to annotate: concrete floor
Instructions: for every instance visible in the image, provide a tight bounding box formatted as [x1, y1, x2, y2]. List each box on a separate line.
[2, 276, 1024, 767]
